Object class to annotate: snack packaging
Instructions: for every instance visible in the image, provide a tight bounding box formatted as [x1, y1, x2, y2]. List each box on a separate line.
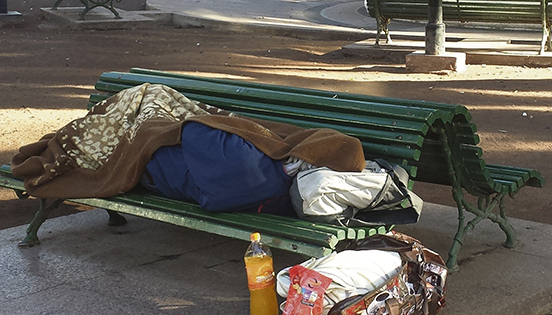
[283, 265, 333, 315]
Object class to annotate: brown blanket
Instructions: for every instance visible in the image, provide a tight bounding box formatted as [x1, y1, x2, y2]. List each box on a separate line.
[11, 83, 366, 199]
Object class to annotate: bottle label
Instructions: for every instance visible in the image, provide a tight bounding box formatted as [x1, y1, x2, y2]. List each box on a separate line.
[246, 261, 275, 290]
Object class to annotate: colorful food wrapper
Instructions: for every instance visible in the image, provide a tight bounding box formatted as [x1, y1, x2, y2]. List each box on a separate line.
[284, 265, 333, 315]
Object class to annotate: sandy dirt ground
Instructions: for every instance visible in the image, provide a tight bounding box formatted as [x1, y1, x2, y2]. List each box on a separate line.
[1, 0, 550, 230]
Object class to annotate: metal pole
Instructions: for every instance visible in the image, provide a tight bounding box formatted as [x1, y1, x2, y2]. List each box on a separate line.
[0, 0, 8, 14]
[425, 0, 446, 55]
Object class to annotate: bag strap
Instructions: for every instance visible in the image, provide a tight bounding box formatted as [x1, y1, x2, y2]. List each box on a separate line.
[366, 170, 394, 209]
[367, 159, 423, 222]
[374, 158, 409, 187]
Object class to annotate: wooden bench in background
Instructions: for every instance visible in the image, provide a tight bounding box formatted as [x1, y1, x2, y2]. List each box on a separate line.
[364, 0, 552, 54]
[0, 68, 545, 271]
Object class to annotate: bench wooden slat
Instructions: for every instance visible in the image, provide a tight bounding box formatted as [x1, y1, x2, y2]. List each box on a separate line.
[231, 112, 425, 147]
[0, 174, 24, 192]
[456, 133, 480, 146]
[183, 93, 432, 135]
[94, 80, 433, 136]
[75, 196, 339, 257]
[111, 191, 392, 245]
[89, 92, 423, 171]
[487, 174, 523, 191]
[129, 68, 472, 123]
[489, 179, 517, 192]
[416, 147, 543, 195]
[488, 166, 530, 182]
[414, 157, 532, 195]
[415, 144, 501, 194]
[120, 191, 355, 240]
[104, 192, 343, 247]
[98, 73, 441, 125]
[487, 164, 546, 188]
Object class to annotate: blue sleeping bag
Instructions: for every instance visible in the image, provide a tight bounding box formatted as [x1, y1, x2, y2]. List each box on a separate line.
[142, 122, 294, 215]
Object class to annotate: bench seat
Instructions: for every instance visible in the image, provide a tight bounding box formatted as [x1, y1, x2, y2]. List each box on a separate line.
[0, 165, 390, 258]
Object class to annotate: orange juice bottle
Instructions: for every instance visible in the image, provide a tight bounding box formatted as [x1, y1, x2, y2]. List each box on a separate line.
[244, 232, 279, 315]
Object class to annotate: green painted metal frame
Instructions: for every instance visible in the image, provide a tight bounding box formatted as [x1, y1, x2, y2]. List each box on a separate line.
[434, 125, 519, 272]
[52, 0, 122, 19]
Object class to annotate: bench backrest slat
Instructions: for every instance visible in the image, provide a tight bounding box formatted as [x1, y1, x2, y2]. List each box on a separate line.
[99, 73, 440, 124]
[129, 67, 472, 123]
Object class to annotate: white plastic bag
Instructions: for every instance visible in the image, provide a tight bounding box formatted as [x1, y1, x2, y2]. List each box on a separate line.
[289, 160, 423, 226]
[277, 249, 403, 314]
[294, 162, 389, 217]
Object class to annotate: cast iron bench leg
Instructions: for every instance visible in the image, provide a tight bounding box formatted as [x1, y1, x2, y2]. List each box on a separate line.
[52, 0, 63, 9]
[80, 0, 122, 20]
[18, 198, 64, 248]
[17, 199, 127, 247]
[437, 127, 519, 272]
[447, 193, 519, 272]
[375, 20, 392, 46]
[51, 0, 121, 20]
[496, 195, 518, 249]
[372, 0, 392, 46]
[107, 209, 127, 226]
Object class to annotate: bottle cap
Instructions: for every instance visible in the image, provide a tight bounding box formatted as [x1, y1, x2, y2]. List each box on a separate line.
[250, 232, 261, 242]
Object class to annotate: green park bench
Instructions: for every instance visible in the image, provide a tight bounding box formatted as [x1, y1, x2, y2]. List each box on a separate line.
[52, 0, 122, 19]
[0, 68, 545, 272]
[364, 0, 552, 53]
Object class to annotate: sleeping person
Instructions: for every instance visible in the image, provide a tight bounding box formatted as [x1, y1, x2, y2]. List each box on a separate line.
[141, 121, 296, 216]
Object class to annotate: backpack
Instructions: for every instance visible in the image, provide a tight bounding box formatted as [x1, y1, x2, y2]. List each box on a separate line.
[289, 159, 423, 227]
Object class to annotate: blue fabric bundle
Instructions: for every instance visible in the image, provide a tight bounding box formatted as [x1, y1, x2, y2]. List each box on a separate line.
[144, 122, 294, 215]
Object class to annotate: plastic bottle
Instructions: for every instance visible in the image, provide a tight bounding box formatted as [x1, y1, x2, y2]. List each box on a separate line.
[244, 232, 279, 315]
